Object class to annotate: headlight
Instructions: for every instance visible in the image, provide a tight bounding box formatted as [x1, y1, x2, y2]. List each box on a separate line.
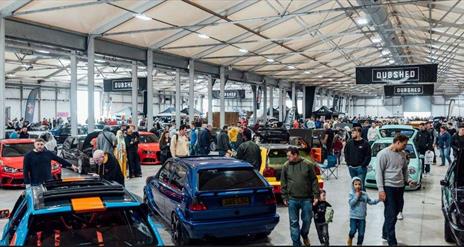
[52, 163, 61, 170]
[2, 166, 20, 173]
[367, 165, 373, 172]
[408, 166, 416, 175]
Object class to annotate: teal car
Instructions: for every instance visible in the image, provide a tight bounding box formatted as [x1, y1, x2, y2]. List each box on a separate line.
[365, 125, 423, 191]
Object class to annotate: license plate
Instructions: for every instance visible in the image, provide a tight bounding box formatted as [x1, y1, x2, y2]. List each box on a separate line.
[222, 197, 249, 206]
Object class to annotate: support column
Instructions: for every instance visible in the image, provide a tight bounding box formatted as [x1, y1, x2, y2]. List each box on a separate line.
[207, 76, 213, 126]
[146, 50, 154, 130]
[269, 86, 273, 118]
[262, 83, 267, 122]
[19, 85, 23, 116]
[302, 86, 306, 119]
[70, 51, 78, 136]
[200, 95, 204, 115]
[175, 69, 181, 129]
[54, 88, 58, 118]
[291, 82, 296, 109]
[87, 36, 95, 132]
[0, 18, 5, 139]
[219, 67, 225, 128]
[252, 85, 257, 124]
[189, 59, 195, 123]
[279, 85, 283, 122]
[131, 61, 138, 126]
[38, 87, 41, 122]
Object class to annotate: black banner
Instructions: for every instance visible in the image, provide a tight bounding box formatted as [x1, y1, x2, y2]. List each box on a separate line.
[356, 64, 438, 84]
[212, 89, 245, 99]
[384, 84, 434, 96]
[103, 78, 147, 92]
[304, 86, 316, 118]
[24, 87, 39, 122]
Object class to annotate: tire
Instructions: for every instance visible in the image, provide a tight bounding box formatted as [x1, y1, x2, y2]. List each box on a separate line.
[171, 213, 190, 246]
[445, 217, 455, 243]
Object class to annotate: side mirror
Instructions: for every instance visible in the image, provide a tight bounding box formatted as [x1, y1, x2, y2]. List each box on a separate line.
[440, 179, 450, 187]
[0, 209, 10, 219]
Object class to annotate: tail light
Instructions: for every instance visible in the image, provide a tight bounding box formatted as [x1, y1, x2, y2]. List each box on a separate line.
[263, 167, 276, 177]
[189, 201, 207, 211]
[314, 165, 321, 175]
[265, 194, 277, 205]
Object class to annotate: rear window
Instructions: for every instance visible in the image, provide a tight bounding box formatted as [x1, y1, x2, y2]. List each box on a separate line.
[2, 143, 34, 157]
[25, 206, 157, 246]
[198, 168, 265, 191]
[372, 143, 416, 159]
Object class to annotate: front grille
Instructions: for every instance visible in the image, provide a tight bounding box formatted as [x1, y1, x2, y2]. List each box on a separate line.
[143, 158, 157, 163]
[156, 151, 160, 158]
[366, 179, 376, 184]
[11, 179, 24, 185]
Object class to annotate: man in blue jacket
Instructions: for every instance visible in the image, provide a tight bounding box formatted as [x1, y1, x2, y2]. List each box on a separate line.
[23, 138, 77, 187]
[435, 126, 452, 166]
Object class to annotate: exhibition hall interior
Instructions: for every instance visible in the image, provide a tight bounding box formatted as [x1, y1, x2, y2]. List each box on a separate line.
[0, 0, 463, 246]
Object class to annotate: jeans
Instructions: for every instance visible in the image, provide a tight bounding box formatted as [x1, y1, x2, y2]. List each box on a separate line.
[349, 218, 366, 245]
[127, 151, 141, 176]
[439, 147, 451, 166]
[230, 142, 238, 151]
[288, 198, 313, 247]
[382, 186, 404, 246]
[315, 222, 329, 246]
[348, 166, 367, 191]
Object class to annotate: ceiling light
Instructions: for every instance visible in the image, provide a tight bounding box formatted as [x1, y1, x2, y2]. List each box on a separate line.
[266, 58, 275, 63]
[371, 37, 382, 43]
[304, 70, 311, 74]
[356, 17, 369, 25]
[95, 59, 106, 63]
[36, 49, 50, 54]
[318, 75, 323, 78]
[381, 50, 391, 56]
[388, 60, 395, 64]
[238, 48, 248, 53]
[198, 33, 210, 39]
[134, 14, 151, 21]
[287, 65, 296, 69]
[7, 73, 15, 77]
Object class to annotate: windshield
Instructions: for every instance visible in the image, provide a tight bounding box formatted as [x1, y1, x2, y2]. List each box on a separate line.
[2, 143, 34, 157]
[371, 143, 416, 159]
[140, 134, 159, 143]
[379, 128, 415, 138]
[198, 168, 265, 191]
[25, 207, 157, 246]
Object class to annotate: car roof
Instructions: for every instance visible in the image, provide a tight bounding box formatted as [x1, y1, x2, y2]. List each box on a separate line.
[139, 131, 154, 136]
[259, 143, 298, 149]
[176, 156, 253, 170]
[373, 139, 415, 145]
[27, 178, 139, 214]
[380, 125, 414, 130]
[1, 139, 35, 144]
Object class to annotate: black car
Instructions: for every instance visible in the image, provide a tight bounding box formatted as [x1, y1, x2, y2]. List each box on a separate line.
[254, 127, 289, 144]
[58, 132, 99, 174]
[51, 125, 88, 144]
[441, 156, 464, 244]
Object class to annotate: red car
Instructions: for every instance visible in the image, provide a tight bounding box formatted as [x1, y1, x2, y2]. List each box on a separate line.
[0, 139, 61, 187]
[137, 132, 161, 165]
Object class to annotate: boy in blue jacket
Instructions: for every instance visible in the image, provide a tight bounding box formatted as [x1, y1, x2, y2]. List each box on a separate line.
[348, 177, 380, 246]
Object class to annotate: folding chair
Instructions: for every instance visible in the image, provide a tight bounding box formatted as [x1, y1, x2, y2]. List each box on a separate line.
[319, 155, 339, 180]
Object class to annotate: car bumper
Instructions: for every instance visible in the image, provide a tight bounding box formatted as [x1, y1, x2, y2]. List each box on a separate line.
[140, 154, 161, 165]
[181, 214, 280, 239]
[0, 169, 61, 187]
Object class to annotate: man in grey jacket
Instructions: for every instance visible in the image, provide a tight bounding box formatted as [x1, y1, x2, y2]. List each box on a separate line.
[375, 134, 416, 246]
[96, 127, 116, 154]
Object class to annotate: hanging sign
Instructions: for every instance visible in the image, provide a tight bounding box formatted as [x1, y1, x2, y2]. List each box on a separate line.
[384, 84, 434, 96]
[103, 78, 147, 92]
[356, 64, 437, 84]
[212, 90, 245, 99]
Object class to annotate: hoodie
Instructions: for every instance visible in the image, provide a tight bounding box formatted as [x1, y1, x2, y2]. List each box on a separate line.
[348, 177, 379, 220]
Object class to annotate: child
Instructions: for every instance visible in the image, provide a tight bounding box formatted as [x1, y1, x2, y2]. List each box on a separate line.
[312, 190, 333, 246]
[424, 150, 434, 175]
[348, 177, 380, 246]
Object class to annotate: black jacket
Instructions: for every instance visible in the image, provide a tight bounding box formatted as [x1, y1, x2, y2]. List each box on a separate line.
[125, 132, 139, 153]
[415, 130, 433, 154]
[23, 150, 72, 185]
[98, 153, 125, 186]
[216, 130, 231, 152]
[313, 201, 332, 224]
[236, 141, 262, 170]
[344, 139, 371, 167]
[451, 134, 464, 155]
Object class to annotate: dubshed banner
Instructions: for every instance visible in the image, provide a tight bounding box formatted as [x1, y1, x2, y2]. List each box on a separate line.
[24, 87, 39, 123]
[103, 78, 147, 92]
[384, 84, 434, 96]
[356, 64, 438, 84]
[212, 89, 246, 99]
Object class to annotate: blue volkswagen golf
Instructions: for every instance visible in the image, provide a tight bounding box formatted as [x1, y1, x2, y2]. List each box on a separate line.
[144, 156, 280, 245]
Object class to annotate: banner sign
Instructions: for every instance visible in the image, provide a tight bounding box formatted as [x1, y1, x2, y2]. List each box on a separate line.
[384, 84, 434, 96]
[103, 78, 147, 92]
[24, 87, 39, 123]
[356, 64, 437, 84]
[212, 90, 245, 99]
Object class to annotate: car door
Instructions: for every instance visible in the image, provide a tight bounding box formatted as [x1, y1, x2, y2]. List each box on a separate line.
[152, 161, 174, 219]
[443, 163, 456, 214]
[2, 195, 27, 246]
[164, 164, 188, 220]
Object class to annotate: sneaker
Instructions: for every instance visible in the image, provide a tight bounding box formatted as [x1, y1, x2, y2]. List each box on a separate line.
[303, 238, 310, 246]
[397, 212, 403, 220]
[347, 237, 352, 246]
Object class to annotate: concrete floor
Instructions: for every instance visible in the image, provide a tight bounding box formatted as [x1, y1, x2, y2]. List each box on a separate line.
[0, 163, 452, 246]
